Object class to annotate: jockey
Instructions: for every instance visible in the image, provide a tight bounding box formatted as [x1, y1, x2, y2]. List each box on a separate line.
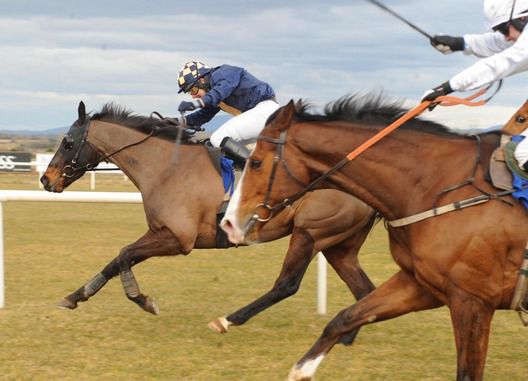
[176, 60, 280, 169]
[422, 0, 528, 170]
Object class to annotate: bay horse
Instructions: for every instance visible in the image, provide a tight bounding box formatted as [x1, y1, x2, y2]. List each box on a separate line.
[40, 101, 377, 338]
[221, 94, 528, 381]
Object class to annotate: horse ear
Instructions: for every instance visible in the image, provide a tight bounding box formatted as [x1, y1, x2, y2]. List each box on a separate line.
[78, 101, 86, 123]
[274, 99, 296, 131]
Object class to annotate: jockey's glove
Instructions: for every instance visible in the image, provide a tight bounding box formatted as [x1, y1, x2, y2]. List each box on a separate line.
[178, 99, 205, 113]
[431, 35, 465, 54]
[421, 81, 453, 103]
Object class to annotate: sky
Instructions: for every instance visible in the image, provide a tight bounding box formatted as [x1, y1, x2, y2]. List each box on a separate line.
[0, 0, 526, 132]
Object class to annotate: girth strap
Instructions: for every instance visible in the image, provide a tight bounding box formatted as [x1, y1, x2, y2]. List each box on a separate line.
[388, 195, 493, 227]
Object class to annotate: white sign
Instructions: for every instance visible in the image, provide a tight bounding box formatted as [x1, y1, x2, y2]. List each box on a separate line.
[35, 153, 53, 173]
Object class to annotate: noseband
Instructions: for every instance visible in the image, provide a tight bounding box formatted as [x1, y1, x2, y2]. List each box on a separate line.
[250, 130, 304, 223]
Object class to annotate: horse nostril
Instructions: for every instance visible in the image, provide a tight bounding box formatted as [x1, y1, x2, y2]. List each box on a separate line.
[220, 218, 233, 233]
[40, 175, 49, 188]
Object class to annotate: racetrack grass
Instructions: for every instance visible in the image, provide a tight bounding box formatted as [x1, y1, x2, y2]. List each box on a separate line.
[0, 173, 525, 380]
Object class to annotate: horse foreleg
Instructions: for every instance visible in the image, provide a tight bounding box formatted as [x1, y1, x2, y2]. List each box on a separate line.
[449, 288, 495, 381]
[287, 271, 442, 381]
[209, 227, 315, 333]
[57, 257, 120, 310]
[117, 228, 187, 315]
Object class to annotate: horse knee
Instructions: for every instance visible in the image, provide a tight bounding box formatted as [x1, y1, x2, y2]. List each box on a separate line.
[275, 278, 302, 297]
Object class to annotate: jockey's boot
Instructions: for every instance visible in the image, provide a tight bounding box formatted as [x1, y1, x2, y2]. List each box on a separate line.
[220, 137, 250, 170]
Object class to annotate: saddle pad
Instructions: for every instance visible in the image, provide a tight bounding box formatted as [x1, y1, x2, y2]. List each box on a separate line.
[221, 157, 235, 196]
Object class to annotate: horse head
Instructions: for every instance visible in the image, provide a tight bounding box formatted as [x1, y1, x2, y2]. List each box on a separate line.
[221, 100, 313, 244]
[40, 101, 102, 192]
[503, 100, 528, 136]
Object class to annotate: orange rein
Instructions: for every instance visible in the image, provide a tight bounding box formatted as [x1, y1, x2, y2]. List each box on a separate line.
[345, 88, 488, 162]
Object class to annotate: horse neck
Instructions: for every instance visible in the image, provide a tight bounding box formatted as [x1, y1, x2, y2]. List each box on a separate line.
[291, 121, 486, 221]
[87, 121, 216, 194]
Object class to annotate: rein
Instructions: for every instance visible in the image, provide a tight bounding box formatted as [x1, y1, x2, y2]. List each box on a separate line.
[248, 87, 495, 226]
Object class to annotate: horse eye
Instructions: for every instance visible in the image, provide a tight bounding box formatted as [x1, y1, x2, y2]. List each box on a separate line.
[517, 116, 526, 124]
[62, 135, 74, 151]
[250, 159, 262, 169]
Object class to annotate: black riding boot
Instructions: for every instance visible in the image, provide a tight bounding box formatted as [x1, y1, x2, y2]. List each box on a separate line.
[220, 137, 250, 170]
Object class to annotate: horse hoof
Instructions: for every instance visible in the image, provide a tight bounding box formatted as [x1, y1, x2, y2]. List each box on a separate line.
[207, 317, 230, 333]
[143, 297, 160, 315]
[287, 366, 313, 381]
[57, 298, 78, 310]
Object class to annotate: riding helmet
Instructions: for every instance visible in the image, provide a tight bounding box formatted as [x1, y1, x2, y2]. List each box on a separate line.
[177, 61, 211, 93]
[484, 0, 528, 30]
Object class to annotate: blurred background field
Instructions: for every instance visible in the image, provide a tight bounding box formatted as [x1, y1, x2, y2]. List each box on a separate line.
[0, 172, 525, 381]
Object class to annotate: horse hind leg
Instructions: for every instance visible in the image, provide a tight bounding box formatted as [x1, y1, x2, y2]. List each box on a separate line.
[288, 271, 442, 381]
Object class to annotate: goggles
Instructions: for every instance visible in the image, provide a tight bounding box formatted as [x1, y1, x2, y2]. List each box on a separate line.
[493, 21, 510, 36]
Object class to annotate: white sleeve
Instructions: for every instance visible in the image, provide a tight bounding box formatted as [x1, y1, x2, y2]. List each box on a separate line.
[463, 31, 512, 57]
[449, 30, 528, 92]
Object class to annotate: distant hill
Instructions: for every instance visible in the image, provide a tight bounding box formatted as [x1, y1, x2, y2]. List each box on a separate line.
[0, 126, 67, 137]
[0, 113, 232, 137]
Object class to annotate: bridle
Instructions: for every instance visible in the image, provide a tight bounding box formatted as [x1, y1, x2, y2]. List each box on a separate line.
[249, 130, 304, 223]
[61, 117, 157, 179]
[245, 129, 352, 232]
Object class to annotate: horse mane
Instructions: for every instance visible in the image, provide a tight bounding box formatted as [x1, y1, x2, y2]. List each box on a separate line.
[293, 93, 494, 139]
[91, 103, 194, 142]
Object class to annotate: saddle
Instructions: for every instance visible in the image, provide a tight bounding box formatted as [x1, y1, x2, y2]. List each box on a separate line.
[488, 134, 528, 190]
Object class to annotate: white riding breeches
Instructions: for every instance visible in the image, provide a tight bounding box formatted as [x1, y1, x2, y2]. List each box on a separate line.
[514, 130, 528, 168]
[209, 100, 280, 147]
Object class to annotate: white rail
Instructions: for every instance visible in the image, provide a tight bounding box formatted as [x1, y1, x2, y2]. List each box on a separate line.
[0, 190, 327, 314]
[0, 190, 142, 309]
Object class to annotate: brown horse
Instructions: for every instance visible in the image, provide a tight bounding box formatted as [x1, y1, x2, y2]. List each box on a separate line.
[221, 94, 528, 381]
[40, 101, 377, 338]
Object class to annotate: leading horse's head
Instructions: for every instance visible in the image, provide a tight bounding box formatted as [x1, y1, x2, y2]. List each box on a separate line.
[40, 101, 102, 192]
[221, 100, 314, 244]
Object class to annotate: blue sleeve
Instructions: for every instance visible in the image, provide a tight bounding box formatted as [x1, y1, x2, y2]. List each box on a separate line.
[184, 106, 221, 127]
[202, 68, 242, 107]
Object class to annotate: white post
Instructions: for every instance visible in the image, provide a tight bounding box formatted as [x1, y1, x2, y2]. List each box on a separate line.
[90, 172, 95, 190]
[317, 252, 327, 315]
[38, 171, 43, 189]
[0, 202, 4, 308]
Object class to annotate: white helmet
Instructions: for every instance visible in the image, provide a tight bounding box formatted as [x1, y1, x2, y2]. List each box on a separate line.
[484, 0, 528, 30]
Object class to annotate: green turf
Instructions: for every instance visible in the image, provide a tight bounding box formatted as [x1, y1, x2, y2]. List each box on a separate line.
[0, 173, 524, 380]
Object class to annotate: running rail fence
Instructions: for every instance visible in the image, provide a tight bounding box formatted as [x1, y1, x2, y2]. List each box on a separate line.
[0, 190, 328, 314]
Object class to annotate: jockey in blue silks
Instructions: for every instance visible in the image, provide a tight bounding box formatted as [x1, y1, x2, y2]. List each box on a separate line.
[176, 61, 279, 169]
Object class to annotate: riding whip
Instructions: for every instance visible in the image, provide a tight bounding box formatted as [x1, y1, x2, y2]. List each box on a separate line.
[365, 0, 434, 42]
